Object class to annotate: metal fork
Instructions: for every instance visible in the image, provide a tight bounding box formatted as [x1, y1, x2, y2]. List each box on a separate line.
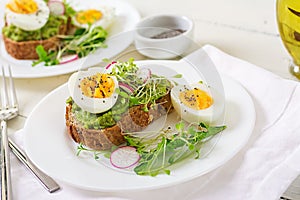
[0, 65, 18, 200]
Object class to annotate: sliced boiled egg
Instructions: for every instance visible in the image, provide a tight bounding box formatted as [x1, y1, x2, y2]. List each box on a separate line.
[72, 6, 116, 29]
[5, 0, 50, 31]
[171, 82, 224, 124]
[68, 68, 119, 114]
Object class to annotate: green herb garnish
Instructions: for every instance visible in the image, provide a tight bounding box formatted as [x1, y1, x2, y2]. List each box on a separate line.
[110, 59, 174, 107]
[75, 122, 226, 176]
[33, 45, 59, 66]
[32, 26, 107, 66]
[125, 122, 226, 176]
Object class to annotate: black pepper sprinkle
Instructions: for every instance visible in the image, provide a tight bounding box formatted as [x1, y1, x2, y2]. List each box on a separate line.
[150, 29, 186, 39]
[100, 90, 105, 97]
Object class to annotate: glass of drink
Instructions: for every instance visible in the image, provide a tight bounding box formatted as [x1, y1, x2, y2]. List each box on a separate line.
[277, 0, 300, 79]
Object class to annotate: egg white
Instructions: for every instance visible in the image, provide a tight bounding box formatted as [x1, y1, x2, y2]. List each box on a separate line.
[171, 83, 225, 124]
[5, 0, 50, 31]
[68, 68, 119, 114]
[72, 6, 116, 29]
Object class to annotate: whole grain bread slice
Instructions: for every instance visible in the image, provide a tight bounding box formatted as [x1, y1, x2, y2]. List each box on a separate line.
[65, 92, 173, 150]
[2, 20, 68, 60]
[3, 35, 60, 60]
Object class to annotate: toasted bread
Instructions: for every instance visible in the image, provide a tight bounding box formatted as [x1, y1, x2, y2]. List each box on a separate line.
[65, 92, 173, 150]
[2, 19, 68, 60]
[3, 35, 60, 60]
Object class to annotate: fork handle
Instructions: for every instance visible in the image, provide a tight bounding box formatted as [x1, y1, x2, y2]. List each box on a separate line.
[1, 120, 12, 200]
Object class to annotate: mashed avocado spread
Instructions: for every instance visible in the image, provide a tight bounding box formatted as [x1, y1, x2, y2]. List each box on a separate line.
[66, 59, 173, 130]
[67, 96, 129, 130]
[2, 15, 67, 42]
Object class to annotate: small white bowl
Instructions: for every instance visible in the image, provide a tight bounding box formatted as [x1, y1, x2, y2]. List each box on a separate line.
[134, 14, 194, 59]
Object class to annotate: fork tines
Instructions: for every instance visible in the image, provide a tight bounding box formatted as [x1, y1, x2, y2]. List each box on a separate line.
[0, 65, 18, 119]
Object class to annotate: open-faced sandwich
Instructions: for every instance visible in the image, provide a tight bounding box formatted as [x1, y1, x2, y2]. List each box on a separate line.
[2, 0, 115, 65]
[65, 59, 227, 176]
[2, 0, 71, 59]
[65, 59, 174, 150]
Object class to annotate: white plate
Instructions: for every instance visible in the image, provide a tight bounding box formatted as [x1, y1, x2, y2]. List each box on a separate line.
[0, 0, 140, 78]
[24, 59, 256, 192]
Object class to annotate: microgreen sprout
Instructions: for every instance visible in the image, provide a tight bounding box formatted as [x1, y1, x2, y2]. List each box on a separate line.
[125, 122, 226, 176]
[32, 26, 107, 66]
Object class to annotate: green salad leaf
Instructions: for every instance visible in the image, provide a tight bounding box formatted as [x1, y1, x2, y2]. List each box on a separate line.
[125, 122, 226, 176]
[32, 26, 107, 66]
[33, 45, 60, 66]
[75, 120, 226, 176]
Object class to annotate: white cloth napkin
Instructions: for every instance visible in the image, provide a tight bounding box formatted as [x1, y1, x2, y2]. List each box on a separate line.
[9, 44, 300, 200]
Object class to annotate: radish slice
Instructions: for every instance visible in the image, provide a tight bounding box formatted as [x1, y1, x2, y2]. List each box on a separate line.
[119, 82, 134, 94]
[59, 54, 78, 64]
[5, 14, 11, 26]
[137, 68, 151, 83]
[48, 0, 65, 16]
[105, 61, 117, 69]
[110, 146, 140, 169]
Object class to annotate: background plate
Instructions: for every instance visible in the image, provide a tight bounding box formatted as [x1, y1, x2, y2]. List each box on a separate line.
[0, 0, 140, 78]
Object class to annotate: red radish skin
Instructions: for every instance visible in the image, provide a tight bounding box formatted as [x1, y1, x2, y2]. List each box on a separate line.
[48, 0, 65, 16]
[110, 146, 140, 169]
[59, 54, 79, 64]
[105, 61, 117, 69]
[119, 82, 134, 94]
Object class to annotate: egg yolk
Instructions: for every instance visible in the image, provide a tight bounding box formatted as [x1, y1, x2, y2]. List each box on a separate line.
[80, 73, 115, 98]
[179, 88, 213, 110]
[76, 9, 103, 25]
[6, 0, 38, 14]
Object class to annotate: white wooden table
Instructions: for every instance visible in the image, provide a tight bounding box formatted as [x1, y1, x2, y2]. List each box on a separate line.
[4, 0, 299, 199]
